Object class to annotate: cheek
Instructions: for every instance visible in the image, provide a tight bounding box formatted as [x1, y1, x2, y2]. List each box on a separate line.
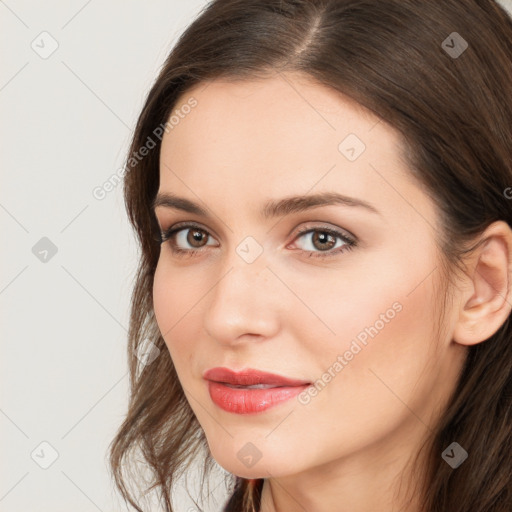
[281, 244, 437, 359]
[319, 305, 435, 443]
[152, 262, 220, 444]
[152, 260, 172, 335]
[153, 257, 197, 330]
[152, 259, 207, 376]
[290, 240, 441, 404]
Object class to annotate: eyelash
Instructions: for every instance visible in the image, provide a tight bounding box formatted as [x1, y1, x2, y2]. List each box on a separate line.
[157, 222, 357, 259]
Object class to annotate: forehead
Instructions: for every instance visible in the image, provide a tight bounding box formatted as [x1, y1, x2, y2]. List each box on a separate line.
[163, 73, 394, 158]
[157, 73, 427, 225]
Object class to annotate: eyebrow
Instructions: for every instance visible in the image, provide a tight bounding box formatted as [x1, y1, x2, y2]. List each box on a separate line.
[151, 191, 381, 219]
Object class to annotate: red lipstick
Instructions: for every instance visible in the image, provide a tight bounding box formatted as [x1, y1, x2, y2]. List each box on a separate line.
[203, 367, 311, 414]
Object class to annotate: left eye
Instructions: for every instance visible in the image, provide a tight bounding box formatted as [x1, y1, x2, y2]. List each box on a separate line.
[287, 226, 357, 258]
[291, 228, 352, 254]
[158, 224, 357, 259]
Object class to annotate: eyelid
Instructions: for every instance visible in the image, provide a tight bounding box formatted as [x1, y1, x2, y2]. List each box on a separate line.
[158, 220, 358, 258]
[156, 220, 210, 241]
[289, 222, 356, 243]
[159, 220, 355, 240]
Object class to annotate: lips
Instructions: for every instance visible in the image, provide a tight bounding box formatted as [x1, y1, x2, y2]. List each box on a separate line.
[203, 367, 311, 414]
[203, 367, 310, 387]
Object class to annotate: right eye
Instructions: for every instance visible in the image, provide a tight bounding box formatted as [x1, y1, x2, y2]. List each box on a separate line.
[159, 223, 218, 257]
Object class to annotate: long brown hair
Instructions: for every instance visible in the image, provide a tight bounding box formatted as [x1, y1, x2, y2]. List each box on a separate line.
[108, 1, 512, 510]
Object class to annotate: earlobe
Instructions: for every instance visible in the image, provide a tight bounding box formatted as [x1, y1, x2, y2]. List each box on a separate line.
[452, 221, 512, 347]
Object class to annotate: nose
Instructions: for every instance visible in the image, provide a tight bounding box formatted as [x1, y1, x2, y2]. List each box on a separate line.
[203, 255, 282, 347]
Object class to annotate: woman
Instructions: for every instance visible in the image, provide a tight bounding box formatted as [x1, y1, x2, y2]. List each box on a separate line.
[108, 1, 512, 511]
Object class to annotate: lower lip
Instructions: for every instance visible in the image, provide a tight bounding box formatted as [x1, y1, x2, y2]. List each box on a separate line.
[207, 381, 310, 414]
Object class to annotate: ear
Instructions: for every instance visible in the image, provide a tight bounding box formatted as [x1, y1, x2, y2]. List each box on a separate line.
[452, 220, 512, 346]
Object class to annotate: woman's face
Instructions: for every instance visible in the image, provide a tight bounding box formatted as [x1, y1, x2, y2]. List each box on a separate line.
[152, 73, 467, 484]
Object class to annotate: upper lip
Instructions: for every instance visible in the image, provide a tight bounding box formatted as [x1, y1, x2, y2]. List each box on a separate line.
[203, 367, 310, 387]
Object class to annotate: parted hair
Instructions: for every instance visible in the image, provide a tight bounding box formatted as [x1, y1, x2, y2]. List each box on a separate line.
[109, 1, 512, 511]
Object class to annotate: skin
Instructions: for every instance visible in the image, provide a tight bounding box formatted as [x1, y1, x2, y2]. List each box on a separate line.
[152, 72, 512, 512]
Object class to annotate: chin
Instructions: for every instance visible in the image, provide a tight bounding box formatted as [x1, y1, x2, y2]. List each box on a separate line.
[211, 447, 298, 480]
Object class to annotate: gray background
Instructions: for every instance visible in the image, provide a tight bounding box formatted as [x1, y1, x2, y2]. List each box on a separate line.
[1, 1, 511, 511]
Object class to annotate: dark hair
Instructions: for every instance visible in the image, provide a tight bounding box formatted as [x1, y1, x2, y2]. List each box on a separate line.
[108, 1, 512, 511]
